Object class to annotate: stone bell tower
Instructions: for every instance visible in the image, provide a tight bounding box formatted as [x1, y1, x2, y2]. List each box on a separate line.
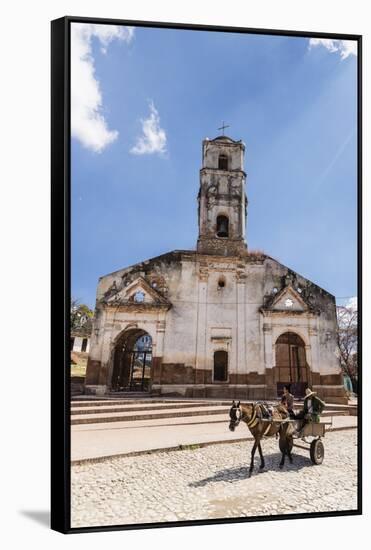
[197, 135, 247, 256]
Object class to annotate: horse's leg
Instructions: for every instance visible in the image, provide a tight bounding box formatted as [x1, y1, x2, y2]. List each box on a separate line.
[279, 446, 286, 469]
[279, 430, 286, 469]
[258, 440, 265, 470]
[249, 439, 258, 476]
[287, 437, 293, 464]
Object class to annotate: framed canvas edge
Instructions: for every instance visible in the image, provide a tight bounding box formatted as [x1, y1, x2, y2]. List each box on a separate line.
[51, 16, 71, 534]
[50, 15, 362, 534]
[356, 33, 363, 517]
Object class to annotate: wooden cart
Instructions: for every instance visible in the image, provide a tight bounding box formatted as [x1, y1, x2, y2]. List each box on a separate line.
[278, 420, 332, 464]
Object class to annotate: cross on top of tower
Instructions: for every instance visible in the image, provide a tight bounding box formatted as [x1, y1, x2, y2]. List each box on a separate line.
[218, 121, 230, 135]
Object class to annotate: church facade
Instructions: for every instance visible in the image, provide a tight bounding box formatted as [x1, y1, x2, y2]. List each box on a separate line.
[85, 136, 346, 404]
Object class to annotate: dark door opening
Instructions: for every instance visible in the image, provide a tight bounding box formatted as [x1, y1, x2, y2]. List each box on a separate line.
[111, 331, 152, 392]
[213, 350, 228, 382]
[275, 332, 309, 398]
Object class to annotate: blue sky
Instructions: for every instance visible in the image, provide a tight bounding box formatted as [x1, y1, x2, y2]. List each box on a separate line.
[71, 24, 358, 309]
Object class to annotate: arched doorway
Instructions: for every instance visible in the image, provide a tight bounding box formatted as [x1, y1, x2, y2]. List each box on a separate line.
[111, 329, 152, 392]
[275, 332, 309, 398]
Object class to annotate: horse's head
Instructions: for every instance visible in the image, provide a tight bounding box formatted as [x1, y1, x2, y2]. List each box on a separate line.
[229, 400, 241, 431]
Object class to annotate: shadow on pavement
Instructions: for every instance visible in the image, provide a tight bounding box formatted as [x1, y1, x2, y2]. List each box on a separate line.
[189, 452, 313, 487]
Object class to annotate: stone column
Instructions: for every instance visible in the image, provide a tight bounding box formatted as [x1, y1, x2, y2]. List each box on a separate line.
[263, 323, 273, 370]
[153, 319, 165, 384]
[98, 331, 113, 388]
[195, 264, 208, 384]
[241, 197, 245, 241]
[199, 195, 207, 233]
[263, 321, 275, 398]
[85, 307, 109, 393]
[309, 324, 320, 385]
[305, 343, 313, 386]
[236, 272, 246, 382]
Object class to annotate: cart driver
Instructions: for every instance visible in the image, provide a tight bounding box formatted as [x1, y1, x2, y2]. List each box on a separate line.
[302, 388, 326, 423]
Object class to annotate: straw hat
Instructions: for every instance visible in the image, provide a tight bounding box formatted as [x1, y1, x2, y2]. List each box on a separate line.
[305, 388, 317, 398]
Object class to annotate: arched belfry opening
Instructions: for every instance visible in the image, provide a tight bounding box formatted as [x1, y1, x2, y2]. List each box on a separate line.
[216, 215, 229, 238]
[111, 329, 152, 392]
[218, 154, 228, 170]
[275, 332, 309, 397]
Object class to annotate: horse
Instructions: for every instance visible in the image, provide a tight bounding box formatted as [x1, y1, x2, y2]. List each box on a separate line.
[229, 400, 295, 476]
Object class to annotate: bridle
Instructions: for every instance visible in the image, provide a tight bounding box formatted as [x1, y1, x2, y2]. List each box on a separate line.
[230, 405, 243, 428]
[229, 403, 260, 430]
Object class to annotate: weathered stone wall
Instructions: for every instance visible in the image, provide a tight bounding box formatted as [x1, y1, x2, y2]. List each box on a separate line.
[84, 135, 345, 403]
[85, 250, 345, 403]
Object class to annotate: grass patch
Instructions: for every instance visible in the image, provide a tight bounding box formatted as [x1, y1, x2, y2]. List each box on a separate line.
[71, 364, 87, 377]
[179, 444, 200, 451]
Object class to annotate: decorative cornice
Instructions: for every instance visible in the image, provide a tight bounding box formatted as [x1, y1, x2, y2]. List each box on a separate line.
[260, 309, 318, 318]
[104, 303, 171, 313]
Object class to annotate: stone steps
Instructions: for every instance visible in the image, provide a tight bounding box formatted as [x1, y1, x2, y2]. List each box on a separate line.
[71, 383, 84, 396]
[70, 399, 348, 416]
[108, 392, 156, 398]
[71, 402, 216, 415]
[72, 413, 229, 431]
[70, 396, 349, 426]
[71, 405, 228, 425]
[71, 398, 202, 409]
[71, 397, 354, 411]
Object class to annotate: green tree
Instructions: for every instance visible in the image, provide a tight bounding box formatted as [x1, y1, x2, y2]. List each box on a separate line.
[71, 299, 93, 332]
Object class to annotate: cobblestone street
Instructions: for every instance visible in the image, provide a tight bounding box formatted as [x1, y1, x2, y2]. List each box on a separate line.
[71, 430, 358, 528]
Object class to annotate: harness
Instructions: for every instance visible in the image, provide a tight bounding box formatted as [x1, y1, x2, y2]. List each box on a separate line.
[262, 422, 272, 436]
[245, 406, 259, 428]
[235, 404, 274, 434]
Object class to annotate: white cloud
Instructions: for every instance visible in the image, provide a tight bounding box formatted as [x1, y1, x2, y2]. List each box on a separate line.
[71, 23, 134, 153]
[308, 38, 357, 60]
[346, 296, 357, 311]
[130, 102, 167, 155]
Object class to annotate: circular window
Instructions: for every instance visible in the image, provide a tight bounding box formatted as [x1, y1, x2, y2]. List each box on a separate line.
[133, 291, 145, 303]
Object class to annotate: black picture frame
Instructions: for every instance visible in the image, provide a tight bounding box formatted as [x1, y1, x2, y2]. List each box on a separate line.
[51, 15, 362, 534]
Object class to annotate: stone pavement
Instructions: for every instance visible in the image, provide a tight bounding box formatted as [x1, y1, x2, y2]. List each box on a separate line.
[71, 430, 358, 528]
[71, 399, 357, 462]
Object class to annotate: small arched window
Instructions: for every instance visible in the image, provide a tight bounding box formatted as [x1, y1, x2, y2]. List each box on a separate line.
[214, 350, 228, 382]
[216, 215, 229, 238]
[217, 277, 225, 290]
[218, 154, 228, 170]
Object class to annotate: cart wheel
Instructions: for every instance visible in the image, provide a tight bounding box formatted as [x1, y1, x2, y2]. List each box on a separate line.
[310, 438, 324, 464]
[279, 438, 293, 454]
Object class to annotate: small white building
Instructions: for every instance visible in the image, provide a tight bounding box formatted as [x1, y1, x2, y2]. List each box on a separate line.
[85, 135, 346, 403]
[71, 334, 90, 354]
